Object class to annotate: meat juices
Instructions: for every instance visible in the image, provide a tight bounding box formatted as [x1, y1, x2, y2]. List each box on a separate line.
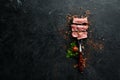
[71, 17, 89, 72]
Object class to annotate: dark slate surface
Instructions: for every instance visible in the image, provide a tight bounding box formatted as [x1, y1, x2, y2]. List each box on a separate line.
[0, 0, 120, 80]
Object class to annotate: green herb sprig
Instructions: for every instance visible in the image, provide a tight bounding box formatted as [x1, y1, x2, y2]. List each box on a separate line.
[66, 42, 79, 58]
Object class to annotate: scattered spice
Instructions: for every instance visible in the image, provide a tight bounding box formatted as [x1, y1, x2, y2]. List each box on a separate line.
[73, 64, 78, 68]
[58, 28, 70, 40]
[86, 39, 104, 51]
[85, 10, 91, 16]
[58, 9, 104, 72]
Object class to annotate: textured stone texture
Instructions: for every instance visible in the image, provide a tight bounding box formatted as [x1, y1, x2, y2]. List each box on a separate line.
[0, 0, 120, 80]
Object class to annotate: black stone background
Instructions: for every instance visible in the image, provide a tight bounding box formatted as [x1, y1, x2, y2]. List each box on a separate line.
[0, 0, 120, 80]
